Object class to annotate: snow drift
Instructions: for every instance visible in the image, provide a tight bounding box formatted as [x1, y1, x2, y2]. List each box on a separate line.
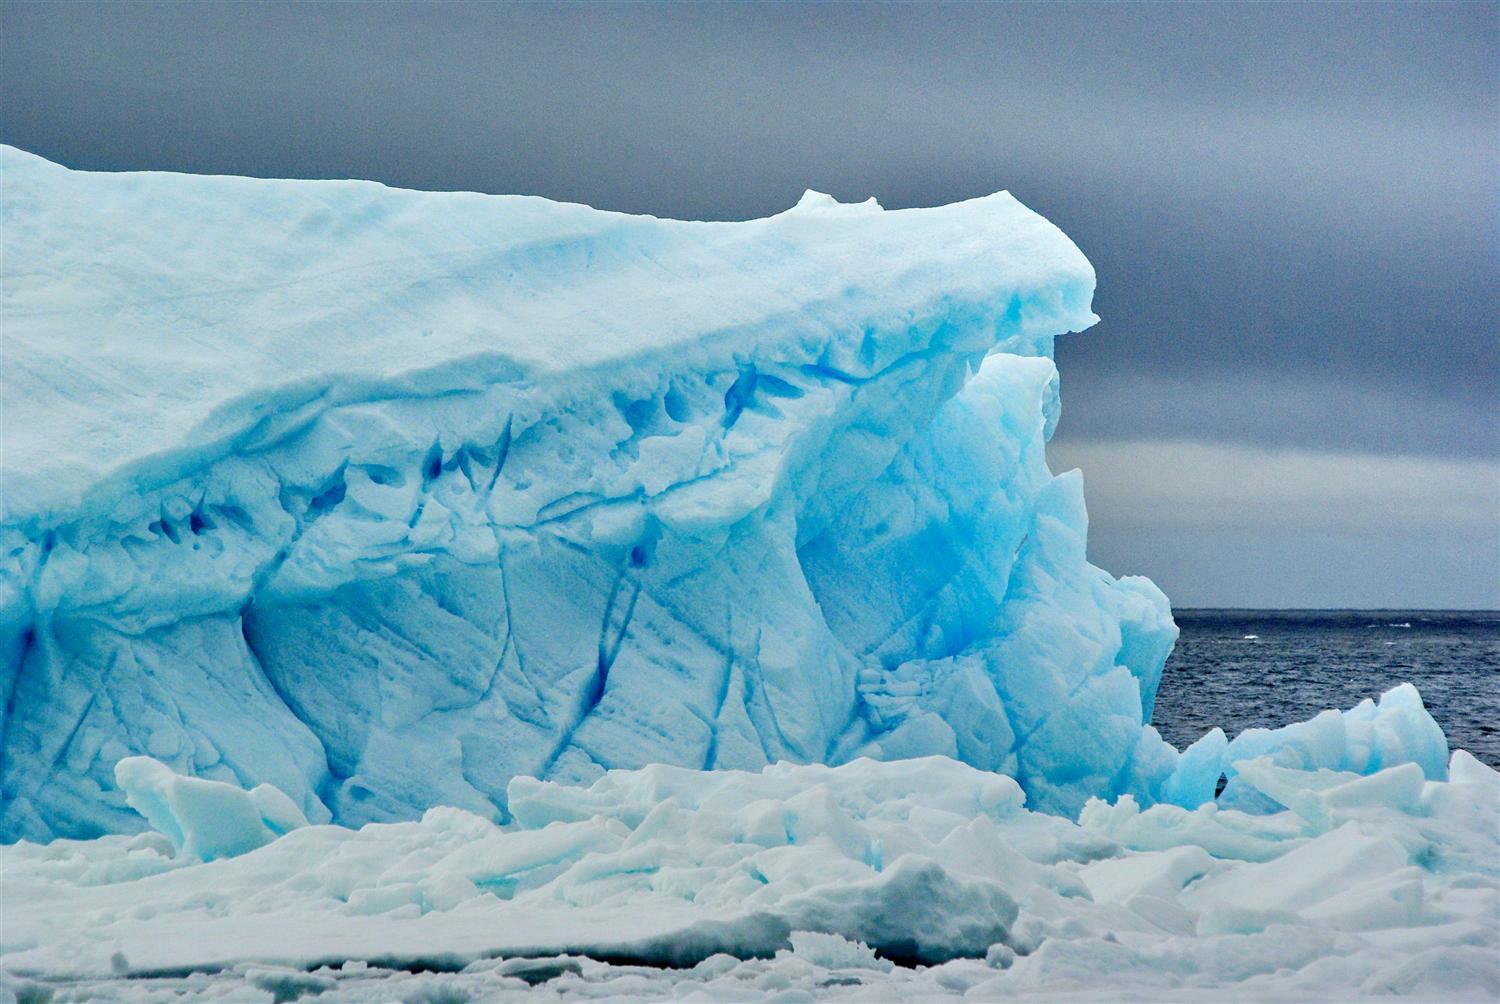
[1, 147, 1181, 840]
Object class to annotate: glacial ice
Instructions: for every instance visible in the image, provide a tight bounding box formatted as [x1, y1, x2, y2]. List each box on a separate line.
[1, 147, 1183, 840]
[2, 726, 1495, 1000]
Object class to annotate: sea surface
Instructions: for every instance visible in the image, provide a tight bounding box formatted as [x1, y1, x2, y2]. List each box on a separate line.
[1152, 609, 1500, 769]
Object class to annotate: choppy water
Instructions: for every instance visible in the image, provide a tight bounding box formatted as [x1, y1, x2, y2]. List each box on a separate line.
[1152, 609, 1500, 769]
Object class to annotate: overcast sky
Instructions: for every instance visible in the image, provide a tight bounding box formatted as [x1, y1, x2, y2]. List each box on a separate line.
[3, 1, 1496, 607]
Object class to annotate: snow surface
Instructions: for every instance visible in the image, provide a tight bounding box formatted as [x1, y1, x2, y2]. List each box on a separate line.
[1, 148, 1180, 841]
[2, 717, 1496, 1001]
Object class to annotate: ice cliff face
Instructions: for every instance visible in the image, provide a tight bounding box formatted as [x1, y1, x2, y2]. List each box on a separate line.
[0, 147, 1178, 841]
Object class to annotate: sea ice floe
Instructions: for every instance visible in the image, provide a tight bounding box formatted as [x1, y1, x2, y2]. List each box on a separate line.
[1, 720, 1495, 1001]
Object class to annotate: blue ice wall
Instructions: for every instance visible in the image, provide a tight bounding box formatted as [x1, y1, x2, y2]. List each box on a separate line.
[0, 151, 1177, 840]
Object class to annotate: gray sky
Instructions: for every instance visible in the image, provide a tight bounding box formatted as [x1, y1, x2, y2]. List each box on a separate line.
[3, 1, 1496, 607]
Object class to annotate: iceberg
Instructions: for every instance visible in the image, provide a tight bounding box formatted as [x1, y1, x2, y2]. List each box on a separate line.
[1, 148, 1178, 840]
[2, 150, 1494, 1002]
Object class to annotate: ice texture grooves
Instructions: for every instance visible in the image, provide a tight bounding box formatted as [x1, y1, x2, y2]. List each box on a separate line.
[0, 148, 1179, 841]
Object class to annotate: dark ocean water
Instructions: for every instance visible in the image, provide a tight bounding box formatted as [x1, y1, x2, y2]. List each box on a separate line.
[1151, 610, 1500, 769]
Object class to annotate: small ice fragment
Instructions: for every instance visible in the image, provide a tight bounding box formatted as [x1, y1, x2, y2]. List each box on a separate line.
[114, 756, 303, 860]
[984, 943, 1017, 969]
[244, 965, 336, 1002]
[786, 931, 893, 972]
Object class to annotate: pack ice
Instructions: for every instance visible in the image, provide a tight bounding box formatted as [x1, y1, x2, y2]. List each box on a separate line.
[2, 741, 1496, 1000]
[0, 145, 1183, 840]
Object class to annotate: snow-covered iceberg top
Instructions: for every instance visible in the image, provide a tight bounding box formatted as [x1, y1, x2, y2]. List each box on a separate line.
[0, 147, 1093, 527]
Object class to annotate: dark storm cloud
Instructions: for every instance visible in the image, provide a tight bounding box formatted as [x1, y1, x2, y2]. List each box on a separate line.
[3, 1, 1496, 604]
[3, 1, 1494, 443]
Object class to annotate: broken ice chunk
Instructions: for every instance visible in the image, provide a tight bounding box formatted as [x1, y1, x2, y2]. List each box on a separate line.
[114, 756, 307, 860]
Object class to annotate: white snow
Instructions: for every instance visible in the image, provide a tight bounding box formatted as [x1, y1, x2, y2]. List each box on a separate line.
[2, 724, 1495, 1001]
